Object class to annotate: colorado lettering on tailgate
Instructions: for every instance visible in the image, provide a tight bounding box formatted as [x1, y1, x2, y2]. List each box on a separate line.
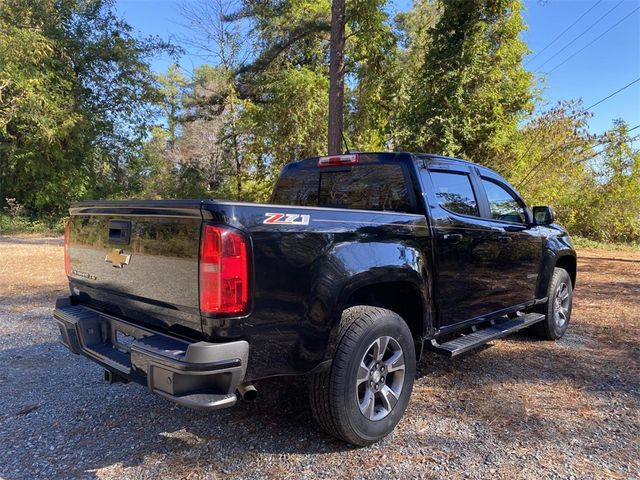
[263, 212, 310, 225]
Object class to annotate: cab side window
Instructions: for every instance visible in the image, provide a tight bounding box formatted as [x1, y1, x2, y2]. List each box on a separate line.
[429, 171, 479, 217]
[481, 178, 526, 224]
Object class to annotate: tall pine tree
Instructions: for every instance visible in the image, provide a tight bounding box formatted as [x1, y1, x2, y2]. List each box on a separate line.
[398, 0, 533, 168]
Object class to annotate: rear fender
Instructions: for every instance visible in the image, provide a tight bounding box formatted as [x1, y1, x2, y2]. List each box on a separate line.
[310, 241, 432, 363]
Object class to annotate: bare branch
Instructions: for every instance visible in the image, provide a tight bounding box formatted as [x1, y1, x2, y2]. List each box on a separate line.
[235, 18, 331, 75]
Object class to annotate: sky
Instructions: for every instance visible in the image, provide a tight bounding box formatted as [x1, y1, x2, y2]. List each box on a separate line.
[115, 0, 640, 136]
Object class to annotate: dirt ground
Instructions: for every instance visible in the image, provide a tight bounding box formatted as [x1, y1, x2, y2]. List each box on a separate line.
[0, 236, 638, 479]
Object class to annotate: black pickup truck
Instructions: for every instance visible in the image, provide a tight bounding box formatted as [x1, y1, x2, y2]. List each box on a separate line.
[54, 152, 576, 445]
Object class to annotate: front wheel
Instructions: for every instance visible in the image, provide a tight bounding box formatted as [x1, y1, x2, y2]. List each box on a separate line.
[533, 267, 574, 340]
[308, 306, 416, 446]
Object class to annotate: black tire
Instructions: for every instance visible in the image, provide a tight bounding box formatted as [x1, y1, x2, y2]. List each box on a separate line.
[308, 306, 416, 446]
[533, 267, 573, 340]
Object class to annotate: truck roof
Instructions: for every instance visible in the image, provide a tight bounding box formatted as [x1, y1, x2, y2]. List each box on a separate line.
[285, 152, 501, 178]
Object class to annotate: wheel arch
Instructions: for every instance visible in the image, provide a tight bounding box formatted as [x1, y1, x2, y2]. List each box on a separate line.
[536, 249, 577, 299]
[344, 281, 426, 339]
[322, 276, 432, 363]
[555, 254, 577, 288]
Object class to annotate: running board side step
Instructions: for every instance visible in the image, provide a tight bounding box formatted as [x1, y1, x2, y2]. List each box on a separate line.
[430, 313, 545, 357]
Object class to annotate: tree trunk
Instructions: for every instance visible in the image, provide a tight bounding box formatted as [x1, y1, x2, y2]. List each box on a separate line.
[228, 85, 242, 199]
[328, 0, 346, 155]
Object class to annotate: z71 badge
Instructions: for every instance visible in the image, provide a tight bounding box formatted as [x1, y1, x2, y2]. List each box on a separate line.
[263, 212, 310, 225]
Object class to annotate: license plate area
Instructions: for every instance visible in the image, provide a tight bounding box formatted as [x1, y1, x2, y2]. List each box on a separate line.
[108, 319, 150, 353]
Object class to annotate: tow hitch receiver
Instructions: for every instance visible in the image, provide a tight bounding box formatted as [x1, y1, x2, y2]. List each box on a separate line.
[104, 369, 129, 384]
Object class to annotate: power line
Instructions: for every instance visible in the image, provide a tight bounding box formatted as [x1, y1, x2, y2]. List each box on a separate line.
[573, 131, 640, 167]
[585, 77, 640, 111]
[590, 130, 640, 151]
[545, 6, 640, 75]
[532, 0, 624, 73]
[518, 79, 640, 164]
[517, 6, 638, 160]
[525, 0, 603, 66]
[516, 123, 640, 187]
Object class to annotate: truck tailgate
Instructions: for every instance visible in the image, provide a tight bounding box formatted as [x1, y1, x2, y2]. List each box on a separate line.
[67, 201, 203, 336]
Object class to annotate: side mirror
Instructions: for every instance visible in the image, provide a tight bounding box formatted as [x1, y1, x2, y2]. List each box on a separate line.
[533, 206, 554, 226]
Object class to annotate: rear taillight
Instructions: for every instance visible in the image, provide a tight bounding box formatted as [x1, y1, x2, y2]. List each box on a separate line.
[317, 153, 359, 167]
[63, 219, 70, 276]
[199, 224, 249, 315]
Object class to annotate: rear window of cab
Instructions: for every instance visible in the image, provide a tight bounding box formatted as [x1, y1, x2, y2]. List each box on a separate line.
[271, 163, 413, 213]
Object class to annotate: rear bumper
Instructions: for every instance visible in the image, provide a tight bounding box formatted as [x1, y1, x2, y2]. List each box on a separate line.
[53, 297, 248, 410]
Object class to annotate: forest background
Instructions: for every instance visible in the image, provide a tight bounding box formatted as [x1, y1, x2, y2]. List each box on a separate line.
[1, 0, 638, 244]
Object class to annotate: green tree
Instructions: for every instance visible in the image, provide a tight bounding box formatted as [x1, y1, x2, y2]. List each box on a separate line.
[345, 0, 400, 151]
[0, 0, 90, 213]
[223, 0, 398, 164]
[242, 66, 329, 174]
[387, 0, 441, 147]
[180, 1, 254, 199]
[397, 0, 533, 167]
[156, 64, 188, 146]
[226, 0, 332, 169]
[584, 120, 640, 242]
[508, 101, 597, 230]
[0, 0, 172, 214]
[137, 127, 177, 199]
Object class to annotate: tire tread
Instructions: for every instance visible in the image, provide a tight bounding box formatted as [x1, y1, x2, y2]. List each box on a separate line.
[308, 306, 414, 445]
[533, 267, 572, 340]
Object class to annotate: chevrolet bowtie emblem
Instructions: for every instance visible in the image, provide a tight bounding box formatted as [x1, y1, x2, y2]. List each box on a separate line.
[105, 249, 131, 268]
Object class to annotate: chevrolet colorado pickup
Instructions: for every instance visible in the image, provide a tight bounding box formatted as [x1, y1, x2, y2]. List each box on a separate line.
[54, 152, 576, 445]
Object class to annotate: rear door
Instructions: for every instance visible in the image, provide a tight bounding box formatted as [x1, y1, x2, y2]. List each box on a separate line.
[417, 160, 506, 328]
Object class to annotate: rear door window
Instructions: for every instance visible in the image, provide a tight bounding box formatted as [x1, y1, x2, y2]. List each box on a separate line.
[429, 171, 479, 217]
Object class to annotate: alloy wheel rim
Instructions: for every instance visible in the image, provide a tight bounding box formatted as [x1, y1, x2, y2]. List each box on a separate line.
[553, 282, 571, 328]
[356, 336, 405, 421]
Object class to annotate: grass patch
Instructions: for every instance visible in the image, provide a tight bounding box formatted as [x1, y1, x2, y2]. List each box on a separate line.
[572, 235, 640, 251]
[0, 213, 65, 236]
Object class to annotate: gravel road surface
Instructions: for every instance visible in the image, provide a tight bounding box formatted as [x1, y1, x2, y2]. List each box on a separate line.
[0, 236, 638, 479]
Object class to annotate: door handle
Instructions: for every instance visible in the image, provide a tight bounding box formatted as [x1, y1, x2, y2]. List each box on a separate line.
[504, 224, 528, 232]
[498, 235, 512, 244]
[443, 233, 463, 244]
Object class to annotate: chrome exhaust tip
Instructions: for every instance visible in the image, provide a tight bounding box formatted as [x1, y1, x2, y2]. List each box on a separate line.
[237, 383, 258, 401]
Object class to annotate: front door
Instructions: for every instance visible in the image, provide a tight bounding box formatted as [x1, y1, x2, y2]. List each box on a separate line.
[476, 176, 543, 308]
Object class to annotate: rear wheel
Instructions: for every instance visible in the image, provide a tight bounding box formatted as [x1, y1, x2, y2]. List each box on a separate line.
[533, 267, 573, 340]
[308, 306, 416, 446]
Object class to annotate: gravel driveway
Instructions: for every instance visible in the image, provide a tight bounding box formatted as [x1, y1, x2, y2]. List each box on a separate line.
[0, 236, 638, 479]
